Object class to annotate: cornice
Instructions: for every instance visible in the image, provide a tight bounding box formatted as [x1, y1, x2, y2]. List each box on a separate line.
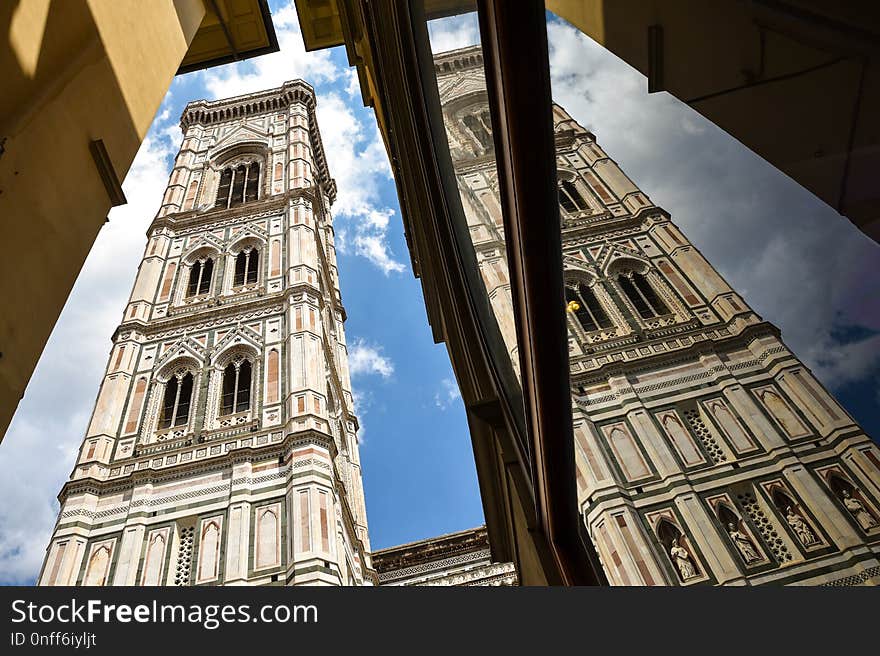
[113, 277, 353, 342]
[113, 296, 287, 342]
[148, 187, 329, 235]
[570, 320, 782, 386]
[58, 428, 337, 504]
[180, 80, 315, 130]
[372, 526, 491, 572]
[433, 46, 484, 77]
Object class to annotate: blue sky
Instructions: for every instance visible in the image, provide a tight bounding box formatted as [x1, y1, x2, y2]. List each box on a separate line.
[0, 2, 877, 584]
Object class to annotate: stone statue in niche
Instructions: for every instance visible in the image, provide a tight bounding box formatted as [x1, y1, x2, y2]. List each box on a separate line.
[785, 506, 818, 546]
[727, 523, 761, 563]
[669, 539, 697, 581]
[842, 490, 878, 531]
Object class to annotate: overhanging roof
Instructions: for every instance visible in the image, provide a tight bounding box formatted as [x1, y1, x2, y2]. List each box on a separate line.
[178, 0, 279, 75]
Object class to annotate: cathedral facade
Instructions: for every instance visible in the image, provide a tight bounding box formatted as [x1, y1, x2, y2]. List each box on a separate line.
[435, 45, 880, 586]
[39, 82, 372, 586]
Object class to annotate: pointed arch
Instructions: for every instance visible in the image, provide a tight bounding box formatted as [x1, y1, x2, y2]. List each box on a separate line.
[183, 179, 199, 210]
[655, 518, 682, 551]
[770, 486, 797, 513]
[141, 531, 167, 585]
[827, 472, 856, 499]
[256, 506, 280, 568]
[155, 354, 202, 382]
[602, 252, 650, 278]
[227, 231, 267, 254]
[124, 377, 148, 434]
[158, 261, 177, 302]
[716, 502, 740, 528]
[83, 544, 112, 586]
[197, 519, 221, 583]
[266, 348, 280, 404]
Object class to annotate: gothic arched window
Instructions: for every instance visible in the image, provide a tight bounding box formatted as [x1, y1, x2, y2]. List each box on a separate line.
[159, 372, 194, 429]
[186, 258, 214, 297]
[462, 111, 493, 151]
[618, 272, 668, 319]
[565, 282, 611, 332]
[221, 359, 252, 415]
[233, 248, 260, 287]
[215, 161, 261, 209]
[559, 180, 588, 214]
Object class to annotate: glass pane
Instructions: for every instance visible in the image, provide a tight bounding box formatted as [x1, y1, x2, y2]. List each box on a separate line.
[199, 258, 213, 295]
[215, 168, 231, 208]
[419, 6, 528, 457]
[234, 252, 246, 286]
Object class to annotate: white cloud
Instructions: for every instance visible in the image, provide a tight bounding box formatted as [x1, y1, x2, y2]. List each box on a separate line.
[428, 14, 480, 53]
[201, 3, 339, 99]
[344, 67, 360, 97]
[348, 338, 395, 379]
[351, 210, 405, 275]
[434, 378, 462, 410]
[0, 103, 179, 583]
[315, 94, 405, 275]
[546, 17, 880, 396]
[808, 334, 880, 389]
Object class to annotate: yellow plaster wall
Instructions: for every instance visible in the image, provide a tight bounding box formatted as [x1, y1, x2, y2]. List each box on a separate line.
[0, 0, 206, 440]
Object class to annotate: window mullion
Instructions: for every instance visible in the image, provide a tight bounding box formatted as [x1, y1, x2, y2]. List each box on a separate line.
[227, 169, 235, 209]
[636, 277, 657, 317]
[575, 289, 596, 331]
[581, 289, 601, 330]
[232, 367, 240, 413]
[172, 378, 183, 427]
[637, 276, 659, 316]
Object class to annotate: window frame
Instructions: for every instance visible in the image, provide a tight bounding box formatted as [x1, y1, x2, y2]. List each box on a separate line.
[617, 271, 669, 319]
[558, 179, 588, 214]
[214, 160, 263, 209]
[185, 257, 215, 298]
[233, 247, 260, 288]
[158, 371, 194, 430]
[220, 359, 253, 416]
[565, 281, 612, 333]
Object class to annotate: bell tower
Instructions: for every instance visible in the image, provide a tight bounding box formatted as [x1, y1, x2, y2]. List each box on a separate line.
[39, 81, 372, 586]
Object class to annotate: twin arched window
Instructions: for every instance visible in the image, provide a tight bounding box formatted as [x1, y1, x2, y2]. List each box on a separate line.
[221, 359, 252, 415]
[215, 162, 260, 209]
[154, 357, 253, 435]
[186, 258, 214, 297]
[566, 269, 672, 335]
[559, 180, 588, 214]
[182, 246, 261, 300]
[618, 272, 669, 318]
[233, 248, 259, 287]
[566, 282, 611, 332]
[159, 373, 194, 429]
